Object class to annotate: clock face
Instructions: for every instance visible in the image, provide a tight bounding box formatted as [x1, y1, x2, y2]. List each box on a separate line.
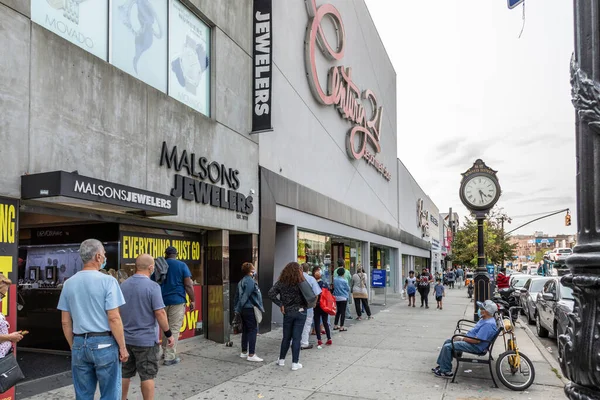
[463, 175, 498, 208]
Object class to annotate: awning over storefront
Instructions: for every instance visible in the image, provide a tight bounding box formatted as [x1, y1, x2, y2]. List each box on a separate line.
[21, 171, 177, 217]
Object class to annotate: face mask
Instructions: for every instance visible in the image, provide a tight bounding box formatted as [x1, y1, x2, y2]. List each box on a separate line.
[477, 309, 482, 318]
[100, 255, 107, 269]
[251, 271, 256, 277]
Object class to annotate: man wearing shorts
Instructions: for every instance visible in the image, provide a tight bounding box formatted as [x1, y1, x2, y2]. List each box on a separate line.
[404, 271, 417, 307]
[120, 254, 174, 400]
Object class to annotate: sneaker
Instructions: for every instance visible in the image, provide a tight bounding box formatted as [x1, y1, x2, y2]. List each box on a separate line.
[291, 363, 303, 371]
[431, 366, 440, 373]
[247, 355, 263, 362]
[421, 304, 424, 308]
[300, 344, 314, 350]
[163, 357, 181, 366]
[240, 352, 248, 358]
[412, 304, 415, 308]
[434, 370, 454, 379]
[326, 339, 332, 346]
[347, 316, 353, 320]
[317, 340, 323, 346]
[276, 359, 285, 366]
[426, 306, 430, 309]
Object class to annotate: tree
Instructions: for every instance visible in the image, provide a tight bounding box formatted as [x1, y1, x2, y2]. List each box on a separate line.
[452, 208, 517, 267]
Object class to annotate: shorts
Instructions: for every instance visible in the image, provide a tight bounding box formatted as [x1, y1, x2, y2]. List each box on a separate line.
[436, 296, 443, 302]
[122, 344, 159, 381]
[408, 292, 416, 298]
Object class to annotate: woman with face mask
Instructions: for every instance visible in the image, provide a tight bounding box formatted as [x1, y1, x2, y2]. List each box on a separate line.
[311, 266, 333, 346]
[234, 262, 264, 362]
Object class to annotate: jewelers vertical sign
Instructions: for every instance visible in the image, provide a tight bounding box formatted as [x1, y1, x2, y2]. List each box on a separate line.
[252, 0, 273, 133]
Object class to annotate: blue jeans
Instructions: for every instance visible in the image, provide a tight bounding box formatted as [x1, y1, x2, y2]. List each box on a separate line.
[436, 338, 481, 373]
[279, 309, 307, 363]
[241, 307, 258, 355]
[71, 335, 121, 400]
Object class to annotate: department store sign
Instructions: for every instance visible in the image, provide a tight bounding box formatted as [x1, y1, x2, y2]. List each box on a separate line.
[160, 142, 254, 216]
[304, 0, 391, 181]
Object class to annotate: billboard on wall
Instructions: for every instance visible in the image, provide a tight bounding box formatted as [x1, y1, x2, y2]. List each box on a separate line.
[0, 197, 18, 400]
[31, 0, 109, 60]
[168, 0, 211, 116]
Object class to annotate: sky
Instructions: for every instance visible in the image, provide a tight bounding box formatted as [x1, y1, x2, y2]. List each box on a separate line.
[364, 0, 576, 236]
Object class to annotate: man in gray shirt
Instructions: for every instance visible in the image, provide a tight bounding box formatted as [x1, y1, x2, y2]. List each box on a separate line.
[300, 263, 322, 350]
[120, 254, 174, 400]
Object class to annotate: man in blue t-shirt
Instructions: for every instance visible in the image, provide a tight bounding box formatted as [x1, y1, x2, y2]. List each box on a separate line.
[432, 300, 499, 378]
[156, 246, 195, 366]
[57, 239, 127, 400]
[121, 254, 175, 399]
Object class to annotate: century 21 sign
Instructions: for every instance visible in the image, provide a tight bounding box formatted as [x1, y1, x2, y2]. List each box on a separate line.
[304, 0, 391, 181]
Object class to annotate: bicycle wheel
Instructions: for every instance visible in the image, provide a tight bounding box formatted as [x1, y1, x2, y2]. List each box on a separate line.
[496, 350, 535, 391]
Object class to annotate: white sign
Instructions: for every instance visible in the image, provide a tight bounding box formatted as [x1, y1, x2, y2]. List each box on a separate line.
[32, 0, 109, 60]
[168, 0, 211, 116]
[111, 0, 168, 92]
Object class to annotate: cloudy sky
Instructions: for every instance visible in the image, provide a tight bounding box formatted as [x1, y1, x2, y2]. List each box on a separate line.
[365, 0, 576, 235]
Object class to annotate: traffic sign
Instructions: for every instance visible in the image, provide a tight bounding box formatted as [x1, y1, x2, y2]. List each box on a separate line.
[508, 0, 524, 9]
[371, 269, 386, 288]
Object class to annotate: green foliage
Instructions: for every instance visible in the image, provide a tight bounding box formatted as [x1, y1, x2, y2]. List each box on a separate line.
[452, 210, 517, 267]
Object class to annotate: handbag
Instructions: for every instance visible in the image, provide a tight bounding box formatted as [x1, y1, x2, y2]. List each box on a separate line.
[0, 351, 24, 393]
[232, 312, 243, 334]
[298, 280, 317, 308]
[253, 306, 263, 324]
[319, 288, 337, 316]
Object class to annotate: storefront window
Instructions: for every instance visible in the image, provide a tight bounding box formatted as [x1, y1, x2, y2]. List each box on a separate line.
[371, 245, 394, 289]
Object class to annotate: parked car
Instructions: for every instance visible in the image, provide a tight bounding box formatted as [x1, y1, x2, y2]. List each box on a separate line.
[520, 277, 552, 324]
[535, 278, 574, 355]
[509, 274, 529, 305]
[549, 248, 573, 261]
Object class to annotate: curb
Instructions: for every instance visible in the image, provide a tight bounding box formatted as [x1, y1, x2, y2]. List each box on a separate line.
[519, 320, 570, 386]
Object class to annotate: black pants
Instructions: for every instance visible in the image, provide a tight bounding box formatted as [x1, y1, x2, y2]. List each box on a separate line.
[313, 306, 331, 341]
[241, 308, 257, 355]
[419, 287, 430, 306]
[448, 281, 455, 289]
[334, 301, 347, 327]
[354, 298, 371, 317]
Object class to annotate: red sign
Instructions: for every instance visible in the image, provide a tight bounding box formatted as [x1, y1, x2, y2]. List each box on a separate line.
[304, 0, 391, 181]
[179, 286, 202, 340]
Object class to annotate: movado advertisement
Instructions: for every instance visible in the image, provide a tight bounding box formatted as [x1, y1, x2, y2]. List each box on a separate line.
[111, 0, 168, 92]
[168, 0, 211, 116]
[31, 0, 109, 60]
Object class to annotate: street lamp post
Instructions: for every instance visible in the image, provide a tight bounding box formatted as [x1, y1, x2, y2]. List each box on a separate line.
[561, 2, 600, 399]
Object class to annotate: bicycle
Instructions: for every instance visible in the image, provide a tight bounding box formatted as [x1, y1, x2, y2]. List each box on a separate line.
[495, 306, 536, 391]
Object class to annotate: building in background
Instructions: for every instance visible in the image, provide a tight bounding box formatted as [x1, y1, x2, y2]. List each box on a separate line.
[440, 211, 460, 270]
[510, 232, 577, 267]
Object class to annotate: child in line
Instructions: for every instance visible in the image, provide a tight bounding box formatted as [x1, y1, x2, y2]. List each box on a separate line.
[404, 270, 417, 307]
[434, 279, 445, 310]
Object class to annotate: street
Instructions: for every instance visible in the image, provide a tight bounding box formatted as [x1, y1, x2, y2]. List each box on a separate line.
[518, 313, 560, 364]
[30, 287, 567, 400]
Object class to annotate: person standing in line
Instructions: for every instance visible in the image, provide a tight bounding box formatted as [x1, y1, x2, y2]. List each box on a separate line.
[344, 261, 353, 320]
[455, 266, 464, 289]
[155, 246, 195, 366]
[351, 267, 372, 320]
[120, 254, 175, 400]
[58, 239, 128, 400]
[311, 266, 333, 346]
[333, 267, 350, 332]
[234, 262, 264, 362]
[268, 262, 308, 371]
[434, 279, 446, 310]
[300, 263, 321, 350]
[417, 267, 432, 309]
[404, 270, 417, 307]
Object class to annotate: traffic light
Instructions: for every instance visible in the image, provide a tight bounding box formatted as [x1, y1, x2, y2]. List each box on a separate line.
[565, 211, 572, 226]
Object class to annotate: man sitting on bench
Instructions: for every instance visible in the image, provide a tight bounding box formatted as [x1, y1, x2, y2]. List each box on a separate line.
[432, 300, 499, 379]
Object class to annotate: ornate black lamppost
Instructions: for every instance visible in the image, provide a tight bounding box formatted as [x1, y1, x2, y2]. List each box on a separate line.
[459, 160, 501, 320]
[560, 2, 600, 399]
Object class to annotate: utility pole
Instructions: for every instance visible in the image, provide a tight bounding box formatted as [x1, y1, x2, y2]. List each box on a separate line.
[500, 217, 505, 269]
[561, 2, 600, 399]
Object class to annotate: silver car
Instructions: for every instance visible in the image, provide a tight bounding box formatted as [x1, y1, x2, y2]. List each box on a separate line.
[520, 277, 552, 325]
[535, 278, 574, 345]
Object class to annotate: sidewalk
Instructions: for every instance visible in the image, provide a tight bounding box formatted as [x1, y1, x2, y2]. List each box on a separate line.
[29, 287, 567, 399]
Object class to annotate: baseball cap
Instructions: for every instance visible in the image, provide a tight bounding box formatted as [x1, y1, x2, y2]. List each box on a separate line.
[165, 246, 178, 255]
[477, 300, 498, 315]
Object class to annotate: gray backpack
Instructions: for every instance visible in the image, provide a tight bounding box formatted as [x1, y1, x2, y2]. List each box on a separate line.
[154, 257, 169, 284]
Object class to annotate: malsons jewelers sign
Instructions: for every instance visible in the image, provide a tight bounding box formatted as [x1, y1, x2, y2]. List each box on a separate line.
[160, 142, 254, 215]
[304, 0, 391, 181]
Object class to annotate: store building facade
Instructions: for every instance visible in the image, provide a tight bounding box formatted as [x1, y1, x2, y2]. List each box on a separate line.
[0, 0, 259, 389]
[257, 0, 432, 325]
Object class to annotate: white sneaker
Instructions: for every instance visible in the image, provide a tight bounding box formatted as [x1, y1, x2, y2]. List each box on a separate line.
[247, 355, 263, 362]
[240, 352, 248, 358]
[276, 359, 285, 366]
[291, 363, 303, 371]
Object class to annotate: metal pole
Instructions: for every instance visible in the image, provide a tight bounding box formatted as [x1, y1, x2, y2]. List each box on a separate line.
[473, 215, 490, 321]
[501, 217, 505, 270]
[561, 2, 600, 398]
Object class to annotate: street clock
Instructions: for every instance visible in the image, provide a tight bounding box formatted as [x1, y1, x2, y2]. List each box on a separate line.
[459, 159, 501, 213]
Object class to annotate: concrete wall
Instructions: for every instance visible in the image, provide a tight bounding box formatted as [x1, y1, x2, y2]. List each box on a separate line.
[0, 1, 258, 234]
[398, 159, 428, 239]
[260, 0, 399, 228]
